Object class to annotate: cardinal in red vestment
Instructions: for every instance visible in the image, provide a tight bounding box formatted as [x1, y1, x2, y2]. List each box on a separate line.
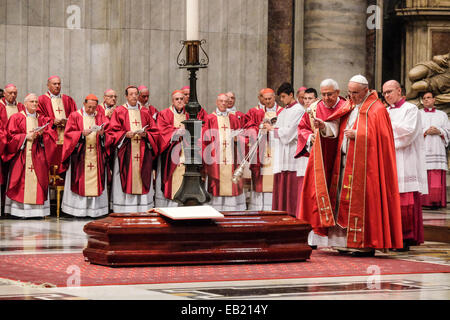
[38, 76, 77, 166]
[202, 94, 247, 211]
[4, 93, 57, 218]
[60, 94, 112, 217]
[299, 75, 403, 256]
[245, 88, 283, 211]
[106, 86, 160, 213]
[295, 79, 346, 240]
[156, 90, 208, 207]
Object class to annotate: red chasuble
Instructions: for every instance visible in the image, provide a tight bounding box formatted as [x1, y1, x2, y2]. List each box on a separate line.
[60, 110, 111, 197]
[299, 91, 403, 249]
[4, 112, 57, 205]
[106, 105, 159, 195]
[202, 112, 245, 197]
[38, 92, 77, 165]
[97, 103, 116, 119]
[246, 105, 283, 193]
[0, 98, 25, 128]
[158, 106, 207, 200]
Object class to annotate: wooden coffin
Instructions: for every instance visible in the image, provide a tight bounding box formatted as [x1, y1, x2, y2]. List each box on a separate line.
[83, 211, 312, 267]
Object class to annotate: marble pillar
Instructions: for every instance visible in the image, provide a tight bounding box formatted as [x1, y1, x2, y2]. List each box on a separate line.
[302, 0, 368, 91]
[267, 0, 294, 93]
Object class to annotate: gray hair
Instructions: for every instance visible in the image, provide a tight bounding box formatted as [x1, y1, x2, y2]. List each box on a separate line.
[320, 79, 339, 91]
[24, 93, 38, 103]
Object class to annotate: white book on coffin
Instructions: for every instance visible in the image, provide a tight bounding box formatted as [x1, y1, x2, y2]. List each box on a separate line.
[149, 206, 225, 220]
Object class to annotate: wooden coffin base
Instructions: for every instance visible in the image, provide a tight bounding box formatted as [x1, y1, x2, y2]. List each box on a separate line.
[83, 211, 312, 267]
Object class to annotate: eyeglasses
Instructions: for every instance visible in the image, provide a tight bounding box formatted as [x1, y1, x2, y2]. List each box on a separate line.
[382, 90, 394, 96]
[174, 98, 184, 101]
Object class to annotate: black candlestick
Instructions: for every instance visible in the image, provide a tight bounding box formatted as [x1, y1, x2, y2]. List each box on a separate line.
[174, 40, 211, 206]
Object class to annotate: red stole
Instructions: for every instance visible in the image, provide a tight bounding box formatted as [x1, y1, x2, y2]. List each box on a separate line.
[0, 99, 25, 128]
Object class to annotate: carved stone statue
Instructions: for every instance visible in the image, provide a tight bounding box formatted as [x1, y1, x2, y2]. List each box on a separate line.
[407, 52, 450, 106]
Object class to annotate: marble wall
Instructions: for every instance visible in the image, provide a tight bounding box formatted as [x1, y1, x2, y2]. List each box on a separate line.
[0, 0, 268, 113]
[298, 0, 368, 92]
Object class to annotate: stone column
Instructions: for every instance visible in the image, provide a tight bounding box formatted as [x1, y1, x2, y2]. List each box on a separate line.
[267, 0, 295, 92]
[302, 0, 368, 90]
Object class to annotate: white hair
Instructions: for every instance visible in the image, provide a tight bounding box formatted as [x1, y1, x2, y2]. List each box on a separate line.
[24, 93, 38, 103]
[320, 79, 339, 91]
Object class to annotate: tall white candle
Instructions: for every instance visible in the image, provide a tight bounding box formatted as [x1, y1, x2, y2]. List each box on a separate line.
[186, 0, 199, 40]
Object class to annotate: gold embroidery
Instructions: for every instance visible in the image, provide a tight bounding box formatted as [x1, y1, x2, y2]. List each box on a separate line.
[83, 115, 99, 197]
[23, 116, 38, 204]
[217, 115, 233, 196]
[128, 108, 143, 195]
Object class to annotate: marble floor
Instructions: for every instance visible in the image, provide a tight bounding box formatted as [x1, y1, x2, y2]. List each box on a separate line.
[0, 209, 448, 302]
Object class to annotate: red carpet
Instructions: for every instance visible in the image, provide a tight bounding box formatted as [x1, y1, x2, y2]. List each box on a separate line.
[0, 250, 449, 287]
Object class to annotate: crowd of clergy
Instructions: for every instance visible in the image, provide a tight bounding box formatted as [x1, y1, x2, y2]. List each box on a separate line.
[0, 73, 448, 255]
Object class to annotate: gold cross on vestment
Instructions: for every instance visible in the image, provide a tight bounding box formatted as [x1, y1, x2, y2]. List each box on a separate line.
[320, 197, 331, 222]
[343, 175, 353, 200]
[349, 217, 362, 243]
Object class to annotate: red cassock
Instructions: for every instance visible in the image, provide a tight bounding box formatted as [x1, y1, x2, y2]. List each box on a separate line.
[158, 107, 208, 199]
[246, 105, 283, 193]
[0, 99, 25, 129]
[230, 110, 248, 128]
[38, 92, 77, 166]
[146, 105, 159, 119]
[299, 91, 403, 249]
[106, 105, 159, 195]
[60, 110, 111, 197]
[4, 112, 57, 205]
[202, 112, 246, 197]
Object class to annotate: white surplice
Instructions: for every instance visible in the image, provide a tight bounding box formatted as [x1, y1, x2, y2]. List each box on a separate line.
[420, 108, 450, 171]
[388, 101, 428, 195]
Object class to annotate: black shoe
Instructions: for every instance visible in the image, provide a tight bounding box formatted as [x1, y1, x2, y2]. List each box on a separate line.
[351, 249, 375, 257]
[310, 245, 318, 250]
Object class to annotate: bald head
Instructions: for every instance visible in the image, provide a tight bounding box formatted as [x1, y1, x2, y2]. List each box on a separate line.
[382, 80, 403, 105]
[24, 93, 39, 114]
[103, 89, 117, 107]
[47, 76, 61, 96]
[4, 85, 18, 104]
[216, 94, 229, 112]
[226, 91, 235, 109]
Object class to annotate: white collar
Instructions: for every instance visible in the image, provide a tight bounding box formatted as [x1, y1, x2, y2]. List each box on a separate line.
[227, 106, 237, 113]
[26, 109, 37, 118]
[6, 100, 16, 107]
[49, 92, 61, 99]
[126, 103, 139, 110]
[216, 108, 229, 117]
[265, 103, 278, 113]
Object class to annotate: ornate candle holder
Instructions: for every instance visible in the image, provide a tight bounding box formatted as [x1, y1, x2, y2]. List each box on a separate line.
[174, 40, 211, 206]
